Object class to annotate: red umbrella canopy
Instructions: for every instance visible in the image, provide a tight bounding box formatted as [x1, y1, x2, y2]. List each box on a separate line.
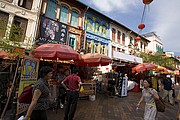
[0, 50, 16, 59]
[132, 63, 157, 73]
[33, 44, 80, 61]
[76, 53, 112, 66]
[0, 50, 9, 59]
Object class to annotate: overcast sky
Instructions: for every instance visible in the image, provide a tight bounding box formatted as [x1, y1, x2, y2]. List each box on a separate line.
[80, 0, 180, 54]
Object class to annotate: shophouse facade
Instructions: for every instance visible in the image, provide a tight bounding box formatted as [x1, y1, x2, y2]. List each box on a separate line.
[84, 8, 110, 56]
[142, 32, 163, 53]
[0, 0, 41, 49]
[37, 0, 86, 51]
[109, 21, 150, 64]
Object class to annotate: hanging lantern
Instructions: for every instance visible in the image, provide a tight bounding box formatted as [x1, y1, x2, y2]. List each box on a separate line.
[138, 24, 145, 30]
[162, 54, 166, 56]
[143, 0, 153, 4]
[177, 56, 180, 59]
[134, 42, 138, 46]
[135, 36, 141, 41]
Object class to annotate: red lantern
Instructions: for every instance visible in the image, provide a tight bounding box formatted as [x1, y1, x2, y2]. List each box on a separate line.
[177, 56, 180, 59]
[134, 42, 138, 46]
[138, 24, 145, 30]
[135, 36, 141, 41]
[162, 54, 166, 56]
[143, 0, 153, 4]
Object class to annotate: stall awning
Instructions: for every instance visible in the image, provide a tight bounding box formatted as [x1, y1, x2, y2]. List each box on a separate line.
[113, 51, 143, 63]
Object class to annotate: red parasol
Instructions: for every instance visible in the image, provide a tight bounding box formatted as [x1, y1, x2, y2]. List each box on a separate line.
[33, 44, 80, 61]
[75, 53, 112, 66]
[0, 50, 16, 59]
[132, 63, 157, 73]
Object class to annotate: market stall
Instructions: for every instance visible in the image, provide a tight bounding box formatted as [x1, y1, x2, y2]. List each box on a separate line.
[33, 44, 81, 101]
[76, 53, 112, 100]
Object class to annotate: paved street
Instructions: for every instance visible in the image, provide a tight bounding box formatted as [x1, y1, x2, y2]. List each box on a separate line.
[47, 91, 178, 120]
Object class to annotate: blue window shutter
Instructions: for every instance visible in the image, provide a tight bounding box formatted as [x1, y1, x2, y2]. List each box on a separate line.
[71, 10, 79, 27]
[60, 5, 69, 23]
[45, 0, 57, 19]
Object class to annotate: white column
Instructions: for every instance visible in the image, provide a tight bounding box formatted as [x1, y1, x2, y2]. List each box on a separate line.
[41, 1, 47, 15]
[24, 19, 34, 48]
[68, 9, 72, 24]
[115, 29, 117, 42]
[108, 43, 112, 58]
[56, 7, 60, 19]
[32, 0, 40, 11]
[78, 15, 82, 27]
[13, 0, 19, 5]
[5, 13, 15, 37]
[19, 0, 23, 6]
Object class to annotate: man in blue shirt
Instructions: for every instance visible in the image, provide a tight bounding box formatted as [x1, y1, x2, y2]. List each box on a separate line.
[162, 75, 174, 105]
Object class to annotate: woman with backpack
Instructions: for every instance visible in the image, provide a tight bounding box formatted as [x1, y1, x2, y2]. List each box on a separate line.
[137, 78, 159, 120]
[23, 66, 53, 120]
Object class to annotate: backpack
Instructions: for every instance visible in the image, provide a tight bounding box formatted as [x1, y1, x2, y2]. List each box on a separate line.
[155, 96, 165, 112]
[18, 84, 33, 104]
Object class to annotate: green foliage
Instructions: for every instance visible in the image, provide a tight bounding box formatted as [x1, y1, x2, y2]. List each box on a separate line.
[138, 52, 179, 70]
[0, 18, 22, 53]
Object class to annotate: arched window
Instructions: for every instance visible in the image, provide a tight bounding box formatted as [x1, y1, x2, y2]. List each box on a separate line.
[45, 0, 57, 19]
[71, 10, 79, 27]
[122, 33, 125, 45]
[130, 37, 133, 44]
[117, 31, 121, 44]
[112, 28, 116, 41]
[102, 25, 107, 37]
[86, 17, 93, 31]
[94, 21, 100, 34]
[60, 5, 69, 23]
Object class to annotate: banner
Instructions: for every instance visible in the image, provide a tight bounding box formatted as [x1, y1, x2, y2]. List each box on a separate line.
[37, 16, 68, 45]
[121, 76, 128, 97]
[17, 56, 39, 115]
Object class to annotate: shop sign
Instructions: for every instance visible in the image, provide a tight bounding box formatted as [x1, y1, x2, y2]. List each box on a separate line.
[113, 51, 143, 63]
[86, 32, 109, 44]
[37, 16, 68, 45]
[80, 30, 85, 50]
[17, 56, 39, 115]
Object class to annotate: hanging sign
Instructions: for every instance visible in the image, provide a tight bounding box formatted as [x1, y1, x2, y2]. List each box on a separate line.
[16, 56, 39, 115]
[37, 16, 68, 45]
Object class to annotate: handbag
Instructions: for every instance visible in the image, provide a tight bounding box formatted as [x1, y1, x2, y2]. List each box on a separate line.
[18, 84, 33, 104]
[154, 96, 165, 112]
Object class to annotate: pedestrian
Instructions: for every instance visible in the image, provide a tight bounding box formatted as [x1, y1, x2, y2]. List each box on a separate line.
[56, 67, 67, 109]
[61, 67, 82, 120]
[176, 84, 180, 119]
[23, 66, 53, 120]
[162, 75, 174, 105]
[137, 78, 159, 120]
[171, 75, 176, 98]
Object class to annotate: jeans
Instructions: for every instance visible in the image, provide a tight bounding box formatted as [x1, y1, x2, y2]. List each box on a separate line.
[30, 110, 47, 120]
[64, 91, 79, 120]
[59, 87, 67, 104]
[162, 89, 174, 104]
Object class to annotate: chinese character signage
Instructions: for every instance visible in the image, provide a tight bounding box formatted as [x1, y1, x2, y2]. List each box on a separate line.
[37, 16, 68, 45]
[17, 56, 39, 115]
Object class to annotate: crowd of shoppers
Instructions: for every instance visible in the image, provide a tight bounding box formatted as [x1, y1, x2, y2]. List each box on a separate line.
[21, 65, 179, 120]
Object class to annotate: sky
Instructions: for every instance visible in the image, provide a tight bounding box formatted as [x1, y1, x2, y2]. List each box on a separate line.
[80, 0, 180, 54]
